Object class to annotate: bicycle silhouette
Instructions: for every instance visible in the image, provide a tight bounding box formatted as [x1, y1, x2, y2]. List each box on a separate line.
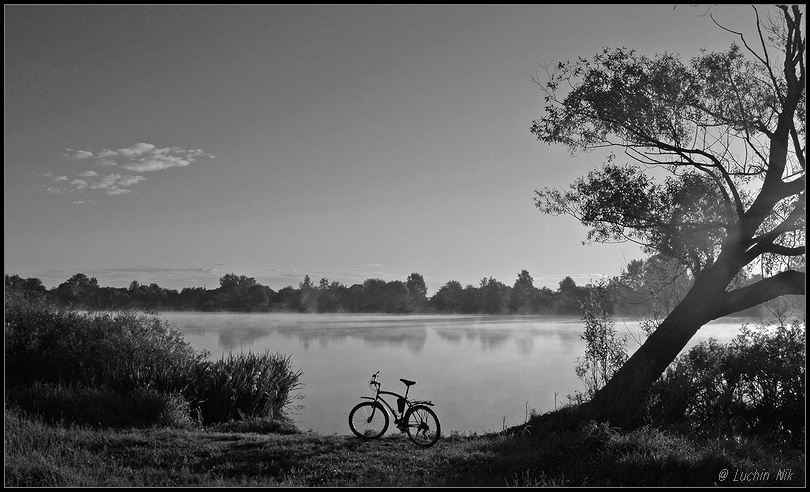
[348, 371, 441, 447]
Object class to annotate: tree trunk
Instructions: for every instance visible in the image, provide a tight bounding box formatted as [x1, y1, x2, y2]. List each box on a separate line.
[578, 250, 742, 427]
[580, 290, 716, 426]
[578, 259, 805, 427]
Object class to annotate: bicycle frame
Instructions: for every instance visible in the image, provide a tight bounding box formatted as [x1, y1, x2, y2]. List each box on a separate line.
[361, 385, 410, 424]
[362, 373, 433, 428]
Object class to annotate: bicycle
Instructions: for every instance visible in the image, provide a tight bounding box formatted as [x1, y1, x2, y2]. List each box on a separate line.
[348, 371, 441, 447]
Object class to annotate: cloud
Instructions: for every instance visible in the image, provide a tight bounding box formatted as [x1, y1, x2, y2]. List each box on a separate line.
[88, 143, 214, 172]
[42, 172, 69, 182]
[43, 171, 145, 196]
[70, 179, 88, 190]
[48, 142, 213, 197]
[64, 149, 93, 160]
[89, 173, 146, 195]
[121, 154, 192, 172]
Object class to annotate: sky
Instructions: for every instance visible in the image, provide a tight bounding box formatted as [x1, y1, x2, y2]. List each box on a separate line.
[4, 4, 777, 295]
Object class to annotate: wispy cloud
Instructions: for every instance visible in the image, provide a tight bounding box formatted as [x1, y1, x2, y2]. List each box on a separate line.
[64, 149, 93, 160]
[93, 143, 214, 172]
[43, 171, 146, 196]
[45, 142, 214, 198]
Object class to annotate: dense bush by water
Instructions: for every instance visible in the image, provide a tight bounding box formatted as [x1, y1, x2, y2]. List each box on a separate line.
[4, 291, 302, 428]
[646, 319, 805, 440]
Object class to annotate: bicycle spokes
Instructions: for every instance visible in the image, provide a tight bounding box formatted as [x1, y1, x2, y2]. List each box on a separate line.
[349, 401, 388, 440]
[405, 405, 440, 447]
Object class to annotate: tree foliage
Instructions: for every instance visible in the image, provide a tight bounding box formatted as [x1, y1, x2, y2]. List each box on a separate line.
[531, 5, 805, 425]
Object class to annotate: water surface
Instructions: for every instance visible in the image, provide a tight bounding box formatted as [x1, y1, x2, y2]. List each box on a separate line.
[161, 312, 748, 435]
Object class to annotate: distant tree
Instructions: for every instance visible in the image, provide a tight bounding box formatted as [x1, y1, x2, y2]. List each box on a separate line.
[142, 283, 167, 309]
[406, 273, 428, 311]
[272, 286, 300, 311]
[616, 255, 692, 317]
[509, 270, 536, 313]
[530, 285, 555, 313]
[459, 284, 481, 313]
[298, 275, 318, 312]
[479, 277, 510, 314]
[4, 274, 47, 298]
[431, 280, 463, 313]
[361, 278, 387, 312]
[555, 276, 586, 314]
[219, 273, 257, 292]
[316, 278, 344, 312]
[244, 284, 271, 311]
[383, 280, 411, 313]
[178, 286, 208, 311]
[531, 5, 805, 425]
[95, 286, 131, 310]
[299, 275, 314, 290]
[53, 273, 99, 307]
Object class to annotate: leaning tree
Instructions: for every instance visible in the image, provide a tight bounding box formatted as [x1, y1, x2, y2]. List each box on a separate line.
[531, 5, 805, 426]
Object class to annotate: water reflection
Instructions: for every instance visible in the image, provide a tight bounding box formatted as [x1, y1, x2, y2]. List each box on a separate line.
[162, 312, 739, 359]
[274, 322, 428, 352]
[160, 312, 750, 435]
[161, 313, 601, 356]
[216, 326, 274, 351]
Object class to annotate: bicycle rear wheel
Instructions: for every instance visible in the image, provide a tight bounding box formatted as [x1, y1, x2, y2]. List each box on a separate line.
[349, 401, 389, 439]
[404, 405, 440, 447]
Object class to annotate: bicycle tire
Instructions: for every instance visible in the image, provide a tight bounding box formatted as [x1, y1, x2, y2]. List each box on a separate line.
[348, 401, 389, 439]
[404, 404, 440, 447]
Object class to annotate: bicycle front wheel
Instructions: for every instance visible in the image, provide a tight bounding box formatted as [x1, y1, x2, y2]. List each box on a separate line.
[405, 405, 440, 447]
[349, 401, 389, 439]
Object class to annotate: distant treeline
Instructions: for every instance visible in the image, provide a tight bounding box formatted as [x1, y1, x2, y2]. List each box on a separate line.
[4, 258, 790, 318]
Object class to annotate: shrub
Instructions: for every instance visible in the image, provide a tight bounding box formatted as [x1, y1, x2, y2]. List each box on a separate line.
[572, 280, 628, 401]
[647, 318, 806, 441]
[5, 292, 304, 428]
[4, 290, 203, 390]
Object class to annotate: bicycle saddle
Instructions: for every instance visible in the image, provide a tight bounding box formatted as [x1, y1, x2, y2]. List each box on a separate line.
[400, 378, 416, 387]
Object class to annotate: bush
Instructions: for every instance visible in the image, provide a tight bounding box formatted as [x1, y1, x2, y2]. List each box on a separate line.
[647, 318, 806, 441]
[5, 292, 304, 428]
[4, 291, 203, 390]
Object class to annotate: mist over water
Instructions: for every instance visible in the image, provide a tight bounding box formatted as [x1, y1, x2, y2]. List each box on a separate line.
[161, 312, 748, 435]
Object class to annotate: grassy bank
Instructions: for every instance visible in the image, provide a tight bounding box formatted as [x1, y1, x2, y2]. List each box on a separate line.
[4, 291, 805, 486]
[5, 407, 805, 487]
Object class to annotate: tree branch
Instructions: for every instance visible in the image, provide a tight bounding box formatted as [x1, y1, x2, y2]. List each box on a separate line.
[715, 270, 806, 318]
[745, 192, 806, 263]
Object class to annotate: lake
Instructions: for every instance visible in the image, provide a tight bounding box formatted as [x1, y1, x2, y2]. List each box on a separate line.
[160, 312, 750, 436]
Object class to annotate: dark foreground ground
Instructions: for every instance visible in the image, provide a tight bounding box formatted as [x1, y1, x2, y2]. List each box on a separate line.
[5, 410, 805, 487]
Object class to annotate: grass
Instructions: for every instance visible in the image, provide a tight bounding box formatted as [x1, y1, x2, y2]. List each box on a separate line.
[4, 292, 805, 486]
[4, 407, 805, 487]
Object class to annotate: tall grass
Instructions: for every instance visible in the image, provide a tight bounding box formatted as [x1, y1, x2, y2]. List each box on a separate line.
[186, 351, 303, 425]
[5, 290, 303, 428]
